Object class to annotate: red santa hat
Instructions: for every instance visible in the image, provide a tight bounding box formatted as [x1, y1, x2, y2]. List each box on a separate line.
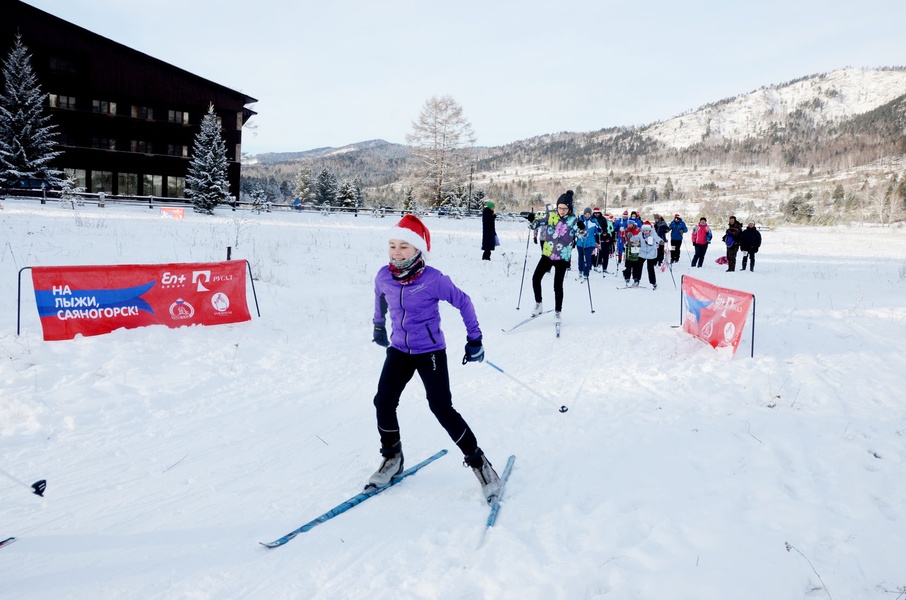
[389, 214, 431, 256]
[641, 221, 652, 231]
[593, 207, 601, 213]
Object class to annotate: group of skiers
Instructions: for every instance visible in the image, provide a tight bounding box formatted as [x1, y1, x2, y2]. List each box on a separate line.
[368, 194, 763, 505]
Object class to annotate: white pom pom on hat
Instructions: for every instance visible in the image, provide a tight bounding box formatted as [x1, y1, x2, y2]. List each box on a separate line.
[388, 214, 431, 256]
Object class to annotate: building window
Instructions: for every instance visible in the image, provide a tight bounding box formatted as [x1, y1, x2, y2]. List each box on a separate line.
[91, 137, 116, 150]
[131, 105, 154, 120]
[118, 173, 139, 195]
[91, 171, 114, 193]
[144, 174, 164, 197]
[92, 100, 117, 115]
[65, 169, 87, 189]
[48, 56, 78, 76]
[167, 144, 188, 157]
[168, 110, 189, 124]
[130, 140, 152, 153]
[49, 94, 77, 109]
[167, 176, 185, 198]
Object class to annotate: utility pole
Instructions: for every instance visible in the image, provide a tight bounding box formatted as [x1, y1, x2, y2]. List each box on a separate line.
[604, 176, 609, 213]
[468, 164, 473, 210]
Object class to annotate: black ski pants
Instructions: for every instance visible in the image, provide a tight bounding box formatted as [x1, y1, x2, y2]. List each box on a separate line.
[623, 259, 643, 283]
[670, 240, 682, 263]
[742, 251, 756, 271]
[726, 244, 740, 271]
[691, 243, 708, 268]
[373, 347, 478, 457]
[532, 255, 569, 311]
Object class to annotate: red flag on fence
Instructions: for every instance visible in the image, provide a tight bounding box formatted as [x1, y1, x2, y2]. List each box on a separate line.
[31, 261, 251, 341]
[681, 276, 753, 357]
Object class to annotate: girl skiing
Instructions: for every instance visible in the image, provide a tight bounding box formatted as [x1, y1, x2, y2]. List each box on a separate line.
[370, 215, 502, 504]
[526, 190, 583, 323]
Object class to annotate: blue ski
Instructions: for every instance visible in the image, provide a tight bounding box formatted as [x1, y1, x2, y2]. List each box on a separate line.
[260, 449, 448, 549]
[478, 455, 516, 548]
[486, 455, 516, 528]
[502, 310, 553, 333]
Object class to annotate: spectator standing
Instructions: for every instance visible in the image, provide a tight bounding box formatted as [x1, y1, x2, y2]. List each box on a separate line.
[481, 201, 497, 261]
[738, 221, 762, 271]
[722, 216, 743, 272]
[690, 217, 712, 268]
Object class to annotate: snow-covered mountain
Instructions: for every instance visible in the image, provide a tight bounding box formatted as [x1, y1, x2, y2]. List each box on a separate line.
[642, 67, 906, 149]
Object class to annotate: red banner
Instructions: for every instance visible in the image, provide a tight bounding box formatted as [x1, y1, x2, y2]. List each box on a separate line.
[681, 276, 753, 356]
[31, 261, 251, 341]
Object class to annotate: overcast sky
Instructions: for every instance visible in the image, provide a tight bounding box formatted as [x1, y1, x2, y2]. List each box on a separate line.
[21, 0, 906, 156]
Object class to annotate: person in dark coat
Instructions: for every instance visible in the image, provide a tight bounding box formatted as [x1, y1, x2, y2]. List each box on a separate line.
[654, 214, 670, 266]
[738, 221, 762, 271]
[722, 216, 743, 272]
[481, 201, 497, 260]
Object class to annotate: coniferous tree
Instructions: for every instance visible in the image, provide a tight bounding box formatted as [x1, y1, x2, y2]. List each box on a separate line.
[293, 165, 314, 203]
[186, 104, 230, 215]
[0, 34, 62, 187]
[337, 180, 356, 208]
[352, 175, 365, 209]
[314, 168, 337, 206]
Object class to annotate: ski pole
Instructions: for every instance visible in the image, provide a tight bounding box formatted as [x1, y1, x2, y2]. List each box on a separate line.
[486, 360, 568, 413]
[667, 256, 678, 289]
[516, 230, 531, 310]
[0, 468, 46, 497]
[586, 265, 595, 313]
[516, 208, 533, 310]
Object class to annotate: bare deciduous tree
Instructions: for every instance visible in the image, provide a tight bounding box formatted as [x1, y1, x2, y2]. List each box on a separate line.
[406, 95, 476, 207]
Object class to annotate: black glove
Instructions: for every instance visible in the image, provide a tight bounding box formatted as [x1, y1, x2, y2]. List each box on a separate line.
[372, 325, 389, 347]
[462, 338, 484, 364]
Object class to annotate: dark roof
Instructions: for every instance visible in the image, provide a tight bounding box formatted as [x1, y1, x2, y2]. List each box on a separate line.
[6, 1, 257, 109]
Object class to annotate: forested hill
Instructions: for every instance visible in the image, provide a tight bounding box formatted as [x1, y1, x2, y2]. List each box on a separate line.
[240, 67, 906, 217]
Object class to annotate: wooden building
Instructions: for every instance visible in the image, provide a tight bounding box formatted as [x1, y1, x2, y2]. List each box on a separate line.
[2, 0, 256, 199]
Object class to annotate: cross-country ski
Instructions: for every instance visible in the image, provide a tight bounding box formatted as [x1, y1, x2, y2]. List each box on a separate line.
[485, 455, 516, 529]
[501, 310, 553, 333]
[261, 450, 447, 549]
[0, 537, 16, 548]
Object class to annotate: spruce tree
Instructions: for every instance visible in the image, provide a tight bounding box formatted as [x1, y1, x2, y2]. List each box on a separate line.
[293, 165, 314, 203]
[337, 180, 356, 208]
[0, 34, 62, 187]
[314, 168, 337, 206]
[186, 104, 229, 214]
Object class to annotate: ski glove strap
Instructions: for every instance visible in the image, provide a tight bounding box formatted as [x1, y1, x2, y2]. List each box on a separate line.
[462, 338, 484, 364]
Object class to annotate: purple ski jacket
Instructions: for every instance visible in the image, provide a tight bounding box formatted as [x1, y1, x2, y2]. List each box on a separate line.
[373, 265, 482, 354]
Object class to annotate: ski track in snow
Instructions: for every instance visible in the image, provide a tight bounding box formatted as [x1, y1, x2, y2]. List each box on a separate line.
[1, 200, 905, 599]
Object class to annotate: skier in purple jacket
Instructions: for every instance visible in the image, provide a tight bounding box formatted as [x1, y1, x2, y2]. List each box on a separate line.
[369, 214, 502, 504]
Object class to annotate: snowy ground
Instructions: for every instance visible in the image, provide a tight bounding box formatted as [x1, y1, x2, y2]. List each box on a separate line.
[1, 199, 905, 600]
